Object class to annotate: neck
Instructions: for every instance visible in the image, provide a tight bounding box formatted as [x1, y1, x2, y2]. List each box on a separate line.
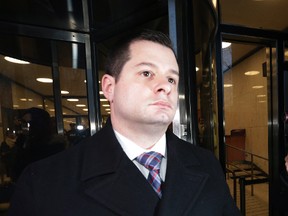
[111, 118, 167, 149]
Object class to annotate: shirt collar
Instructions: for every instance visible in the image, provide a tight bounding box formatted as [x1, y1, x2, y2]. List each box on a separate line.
[114, 130, 166, 160]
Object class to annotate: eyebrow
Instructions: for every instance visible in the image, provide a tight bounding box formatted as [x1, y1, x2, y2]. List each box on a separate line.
[135, 62, 179, 76]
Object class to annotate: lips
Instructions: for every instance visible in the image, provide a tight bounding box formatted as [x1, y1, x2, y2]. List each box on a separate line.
[151, 100, 172, 109]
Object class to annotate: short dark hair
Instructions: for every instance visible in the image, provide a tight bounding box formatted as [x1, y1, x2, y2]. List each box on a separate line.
[105, 29, 176, 81]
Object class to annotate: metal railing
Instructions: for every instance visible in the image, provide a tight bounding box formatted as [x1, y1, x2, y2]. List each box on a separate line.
[225, 144, 269, 216]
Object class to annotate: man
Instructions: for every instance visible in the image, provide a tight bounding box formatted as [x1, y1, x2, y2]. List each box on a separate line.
[9, 30, 241, 215]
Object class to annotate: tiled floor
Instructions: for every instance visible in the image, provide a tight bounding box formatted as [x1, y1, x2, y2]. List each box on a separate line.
[227, 179, 269, 216]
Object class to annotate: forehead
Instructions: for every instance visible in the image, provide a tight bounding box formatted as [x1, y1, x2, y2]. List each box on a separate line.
[128, 40, 178, 69]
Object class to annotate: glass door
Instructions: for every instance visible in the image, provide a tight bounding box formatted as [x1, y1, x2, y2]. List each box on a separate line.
[221, 37, 274, 216]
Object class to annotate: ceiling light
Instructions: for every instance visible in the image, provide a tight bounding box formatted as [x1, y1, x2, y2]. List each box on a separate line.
[49, 109, 55, 112]
[244, 71, 260, 76]
[257, 95, 266, 98]
[36, 78, 53, 83]
[102, 104, 110, 107]
[252, 85, 264, 89]
[105, 108, 111, 111]
[100, 98, 108, 102]
[222, 42, 231, 49]
[258, 100, 266, 103]
[196, 67, 199, 72]
[13, 105, 19, 108]
[76, 104, 86, 107]
[83, 108, 88, 112]
[20, 98, 27, 101]
[77, 125, 84, 130]
[67, 98, 79, 102]
[99, 91, 104, 95]
[61, 90, 69, 94]
[4, 56, 30, 64]
[224, 84, 233, 88]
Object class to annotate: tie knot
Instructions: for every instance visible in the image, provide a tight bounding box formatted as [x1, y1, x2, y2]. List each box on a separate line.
[136, 151, 162, 172]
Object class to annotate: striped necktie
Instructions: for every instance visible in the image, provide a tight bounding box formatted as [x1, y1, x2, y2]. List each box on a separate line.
[136, 151, 163, 198]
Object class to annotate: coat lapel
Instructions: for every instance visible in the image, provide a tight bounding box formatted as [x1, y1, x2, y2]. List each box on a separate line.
[157, 132, 209, 216]
[80, 121, 160, 216]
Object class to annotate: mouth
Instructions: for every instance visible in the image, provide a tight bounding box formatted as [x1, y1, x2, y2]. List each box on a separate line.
[151, 100, 172, 109]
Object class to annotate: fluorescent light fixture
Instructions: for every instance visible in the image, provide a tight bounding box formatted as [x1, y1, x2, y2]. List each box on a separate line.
[252, 85, 264, 89]
[61, 90, 69, 94]
[77, 125, 84, 130]
[20, 98, 27, 101]
[224, 84, 233, 87]
[49, 109, 55, 112]
[83, 108, 88, 112]
[36, 78, 53, 83]
[196, 67, 199, 72]
[102, 104, 110, 107]
[4, 56, 30, 64]
[67, 98, 79, 102]
[257, 95, 266, 98]
[105, 108, 111, 111]
[244, 71, 260, 76]
[222, 42, 231, 49]
[100, 98, 108, 102]
[76, 104, 86, 107]
[99, 91, 104, 95]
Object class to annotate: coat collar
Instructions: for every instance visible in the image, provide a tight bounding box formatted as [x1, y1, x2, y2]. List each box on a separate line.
[80, 120, 160, 216]
[157, 131, 209, 216]
[80, 120, 209, 216]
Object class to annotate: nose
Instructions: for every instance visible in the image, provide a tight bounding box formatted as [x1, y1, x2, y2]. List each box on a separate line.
[154, 77, 172, 94]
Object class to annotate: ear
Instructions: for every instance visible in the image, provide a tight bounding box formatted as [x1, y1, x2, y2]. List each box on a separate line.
[101, 74, 115, 102]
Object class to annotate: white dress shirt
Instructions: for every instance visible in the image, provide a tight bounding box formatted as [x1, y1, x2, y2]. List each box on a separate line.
[114, 130, 167, 181]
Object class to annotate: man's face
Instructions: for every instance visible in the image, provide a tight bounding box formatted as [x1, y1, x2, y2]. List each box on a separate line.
[103, 40, 179, 129]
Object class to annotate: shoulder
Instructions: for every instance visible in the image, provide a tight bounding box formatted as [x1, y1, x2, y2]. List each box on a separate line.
[167, 131, 216, 159]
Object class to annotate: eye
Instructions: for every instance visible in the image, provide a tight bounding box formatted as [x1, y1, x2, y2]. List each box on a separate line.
[141, 71, 152, 77]
[168, 77, 176, 84]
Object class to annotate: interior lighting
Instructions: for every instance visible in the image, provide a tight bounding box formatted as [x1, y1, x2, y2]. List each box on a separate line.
[20, 98, 27, 101]
[77, 125, 84, 130]
[67, 98, 79, 102]
[13, 105, 19, 108]
[244, 71, 260, 76]
[257, 95, 266, 98]
[222, 42, 231, 49]
[83, 108, 88, 112]
[76, 104, 86, 107]
[102, 104, 110, 107]
[36, 78, 53, 83]
[252, 85, 264, 89]
[224, 84, 233, 88]
[100, 98, 108, 102]
[4, 56, 30, 64]
[105, 108, 111, 111]
[196, 67, 199, 71]
[61, 90, 69, 94]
